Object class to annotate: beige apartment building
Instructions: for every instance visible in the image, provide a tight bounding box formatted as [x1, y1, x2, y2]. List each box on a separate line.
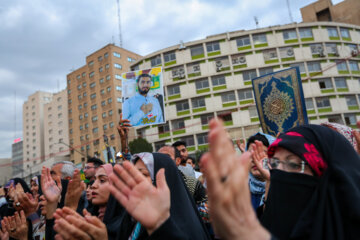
[22, 91, 53, 176]
[67, 44, 141, 164]
[301, 0, 360, 26]
[44, 89, 70, 160]
[131, 21, 360, 154]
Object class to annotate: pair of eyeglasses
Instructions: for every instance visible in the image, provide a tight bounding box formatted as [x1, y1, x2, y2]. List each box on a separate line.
[84, 166, 96, 170]
[268, 158, 307, 173]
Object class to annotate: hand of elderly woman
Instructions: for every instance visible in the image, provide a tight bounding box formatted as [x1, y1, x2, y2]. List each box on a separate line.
[108, 161, 170, 235]
[201, 118, 271, 240]
[15, 192, 39, 217]
[41, 166, 62, 219]
[64, 169, 84, 211]
[1, 210, 28, 240]
[53, 207, 108, 240]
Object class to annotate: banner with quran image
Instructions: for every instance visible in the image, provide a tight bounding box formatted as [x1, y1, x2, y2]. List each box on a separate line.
[252, 67, 308, 136]
[121, 67, 165, 127]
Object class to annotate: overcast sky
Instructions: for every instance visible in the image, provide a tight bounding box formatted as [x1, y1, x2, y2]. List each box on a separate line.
[0, 0, 344, 159]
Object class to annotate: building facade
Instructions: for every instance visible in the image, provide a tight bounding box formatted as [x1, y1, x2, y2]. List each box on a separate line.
[44, 89, 70, 160]
[67, 44, 141, 164]
[0, 158, 12, 185]
[131, 21, 360, 154]
[22, 91, 53, 176]
[301, 0, 360, 26]
[11, 139, 23, 177]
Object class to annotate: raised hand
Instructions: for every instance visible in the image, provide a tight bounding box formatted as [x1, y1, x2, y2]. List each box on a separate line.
[0, 223, 9, 240]
[65, 169, 85, 211]
[236, 139, 246, 153]
[201, 118, 270, 240]
[16, 192, 39, 217]
[108, 161, 170, 235]
[117, 113, 131, 138]
[251, 140, 271, 181]
[53, 207, 107, 240]
[2, 211, 28, 240]
[41, 166, 62, 204]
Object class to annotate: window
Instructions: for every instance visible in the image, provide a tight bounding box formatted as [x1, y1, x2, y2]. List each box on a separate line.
[116, 86, 122, 91]
[92, 116, 98, 122]
[335, 77, 347, 89]
[68, 99, 72, 104]
[155, 141, 167, 151]
[150, 55, 162, 67]
[307, 61, 321, 72]
[93, 128, 99, 133]
[78, 105, 82, 110]
[88, 61, 94, 67]
[84, 113, 88, 118]
[109, 110, 113, 116]
[76, 75, 81, 80]
[238, 89, 253, 100]
[80, 136, 84, 141]
[105, 64, 110, 69]
[305, 98, 314, 110]
[104, 53, 109, 58]
[106, 75, 111, 81]
[69, 119, 73, 124]
[110, 134, 115, 140]
[172, 119, 185, 130]
[107, 86, 111, 92]
[83, 92, 87, 97]
[206, 41, 220, 53]
[115, 74, 121, 80]
[299, 28, 313, 38]
[110, 122, 114, 128]
[259, 67, 273, 76]
[221, 91, 236, 103]
[348, 44, 358, 52]
[108, 98, 112, 103]
[98, 56, 103, 62]
[103, 124, 108, 130]
[164, 51, 176, 63]
[190, 45, 204, 57]
[249, 106, 258, 118]
[84, 102, 88, 108]
[100, 78, 104, 83]
[85, 123, 89, 129]
[316, 97, 330, 108]
[263, 48, 277, 60]
[349, 61, 359, 71]
[68, 89, 71, 94]
[176, 100, 189, 112]
[283, 29, 297, 40]
[327, 27, 338, 38]
[83, 82, 87, 87]
[318, 78, 333, 89]
[197, 133, 208, 145]
[113, 52, 121, 58]
[114, 63, 122, 69]
[345, 114, 356, 125]
[79, 115, 83, 120]
[211, 75, 226, 86]
[90, 82, 96, 88]
[218, 111, 233, 122]
[89, 72, 95, 78]
[127, 57, 135, 62]
[242, 70, 257, 82]
[91, 104, 97, 110]
[336, 61, 348, 71]
[99, 67, 103, 72]
[252, 33, 267, 45]
[82, 72, 86, 77]
[326, 43, 338, 54]
[102, 112, 107, 118]
[236, 36, 250, 47]
[158, 122, 170, 134]
[101, 89, 105, 95]
[346, 95, 357, 107]
[279, 46, 295, 59]
[290, 62, 306, 73]
[195, 79, 209, 90]
[340, 28, 350, 39]
[200, 113, 214, 125]
[180, 135, 195, 147]
[310, 43, 324, 55]
[80, 125, 83, 130]
[90, 93, 96, 99]
[192, 97, 206, 108]
[117, 98, 122, 103]
[77, 84, 82, 90]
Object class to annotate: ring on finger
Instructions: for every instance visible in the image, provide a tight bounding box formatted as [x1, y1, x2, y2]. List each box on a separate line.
[15, 202, 20, 207]
[10, 228, 16, 232]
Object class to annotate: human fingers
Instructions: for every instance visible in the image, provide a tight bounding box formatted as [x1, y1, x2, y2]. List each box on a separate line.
[66, 214, 103, 238]
[201, 152, 221, 200]
[112, 164, 137, 189]
[20, 210, 26, 224]
[14, 211, 21, 226]
[107, 184, 129, 208]
[62, 207, 83, 220]
[55, 176, 62, 191]
[155, 169, 169, 192]
[55, 234, 65, 240]
[82, 209, 91, 217]
[122, 161, 147, 185]
[54, 218, 89, 240]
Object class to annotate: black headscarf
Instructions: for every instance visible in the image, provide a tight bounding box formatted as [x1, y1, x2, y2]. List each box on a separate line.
[261, 124, 360, 240]
[114, 153, 210, 240]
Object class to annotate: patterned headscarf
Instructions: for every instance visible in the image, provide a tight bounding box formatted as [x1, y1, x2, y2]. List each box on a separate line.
[321, 122, 357, 150]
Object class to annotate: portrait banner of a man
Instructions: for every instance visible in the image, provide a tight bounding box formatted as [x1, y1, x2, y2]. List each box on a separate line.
[121, 67, 165, 127]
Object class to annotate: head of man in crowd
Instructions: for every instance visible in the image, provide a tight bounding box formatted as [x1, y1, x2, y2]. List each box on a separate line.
[137, 73, 152, 96]
[158, 145, 175, 161]
[84, 157, 104, 181]
[172, 141, 188, 165]
[186, 157, 196, 169]
[50, 161, 76, 180]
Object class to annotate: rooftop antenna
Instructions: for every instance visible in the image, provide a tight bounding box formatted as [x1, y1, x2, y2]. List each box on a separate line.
[286, 0, 294, 23]
[116, 0, 123, 48]
[254, 16, 259, 28]
[179, 40, 186, 50]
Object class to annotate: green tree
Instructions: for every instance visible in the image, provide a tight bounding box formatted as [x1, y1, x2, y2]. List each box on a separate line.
[195, 148, 208, 163]
[129, 137, 153, 154]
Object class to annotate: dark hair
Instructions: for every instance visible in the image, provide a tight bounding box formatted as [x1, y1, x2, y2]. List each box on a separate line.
[187, 156, 196, 165]
[246, 133, 270, 150]
[174, 147, 181, 160]
[136, 73, 152, 83]
[172, 141, 187, 148]
[87, 157, 104, 168]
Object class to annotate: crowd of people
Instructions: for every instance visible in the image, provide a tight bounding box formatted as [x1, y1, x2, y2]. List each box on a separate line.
[1, 115, 360, 240]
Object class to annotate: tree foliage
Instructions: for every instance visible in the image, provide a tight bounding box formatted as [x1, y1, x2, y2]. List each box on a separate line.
[129, 137, 153, 154]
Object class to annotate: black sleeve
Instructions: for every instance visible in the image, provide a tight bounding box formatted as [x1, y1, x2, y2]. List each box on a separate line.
[147, 218, 188, 240]
[193, 180, 207, 204]
[45, 219, 56, 240]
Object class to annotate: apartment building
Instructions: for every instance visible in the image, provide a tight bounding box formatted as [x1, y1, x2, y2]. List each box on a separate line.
[130, 21, 360, 154]
[11, 139, 23, 177]
[67, 44, 141, 164]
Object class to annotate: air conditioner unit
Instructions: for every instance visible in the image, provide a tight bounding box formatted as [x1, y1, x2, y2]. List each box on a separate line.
[318, 46, 325, 57]
[215, 61, 223, 72]
[239, 56, 246, 63]
[172, 70, 179, 78]
[351, 50, 358, 57]
[286, 48, 294, 57]
[232, 58, 240, 64]
[178, 68, 185, 78]
[193, 65, 200, 72]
